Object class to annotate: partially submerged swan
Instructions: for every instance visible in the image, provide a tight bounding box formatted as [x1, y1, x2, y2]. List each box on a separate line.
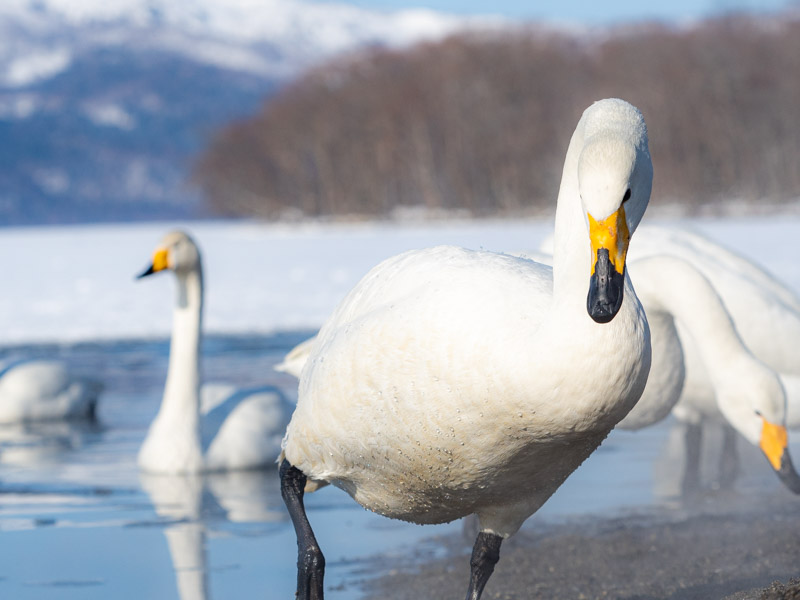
[136, 231, 294, 474]
[280, 99, 654, 600]
[0, 359, 101, 423]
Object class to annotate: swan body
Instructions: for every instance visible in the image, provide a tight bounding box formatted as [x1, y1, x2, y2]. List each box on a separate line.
[137, 231, 294, 474]
[0, 359, 101, 423]
[281, 98, 654, 599]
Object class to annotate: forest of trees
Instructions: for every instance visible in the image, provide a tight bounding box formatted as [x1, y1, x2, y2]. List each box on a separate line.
[193, 12, 800, 219]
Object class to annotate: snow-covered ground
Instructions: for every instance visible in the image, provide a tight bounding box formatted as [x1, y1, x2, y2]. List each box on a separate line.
[1, 214, 799, 347]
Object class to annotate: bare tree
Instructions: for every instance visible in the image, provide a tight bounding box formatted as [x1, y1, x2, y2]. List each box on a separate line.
[193, 12, 800, 219]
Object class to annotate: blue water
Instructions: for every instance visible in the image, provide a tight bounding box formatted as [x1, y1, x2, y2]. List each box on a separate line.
[0, 334, 789, 599]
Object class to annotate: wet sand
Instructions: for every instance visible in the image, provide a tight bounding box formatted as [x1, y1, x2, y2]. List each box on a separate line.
[361, 490, 800, 600]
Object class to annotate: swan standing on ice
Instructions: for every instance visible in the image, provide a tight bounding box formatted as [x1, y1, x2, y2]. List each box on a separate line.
[630, 225, 800, 490]
[631, 225, 800, 425]
[618, 255, 800, 492]
[136, 231, 294, 474]
[0, 359, 102, 423]
[280, 98, 654, 600]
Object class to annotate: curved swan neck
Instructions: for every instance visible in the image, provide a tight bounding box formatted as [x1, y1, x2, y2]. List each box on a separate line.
[552, 117, 591, 304]
[632, 257, 743, 376]
[161, 265, 204, 423]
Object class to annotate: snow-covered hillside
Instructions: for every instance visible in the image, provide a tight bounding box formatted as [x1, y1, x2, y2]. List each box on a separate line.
[0, 0, 501, 225]
[0, 0, 499, 82]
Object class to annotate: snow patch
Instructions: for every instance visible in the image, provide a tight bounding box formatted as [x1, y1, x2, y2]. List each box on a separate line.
[2, 48, 72, 87]
[83, 103, 136, 130]
[0, 94, 40, 119]
[31, 168, 70, 194]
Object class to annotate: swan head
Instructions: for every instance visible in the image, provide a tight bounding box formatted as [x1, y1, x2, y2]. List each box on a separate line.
[578, 99, 652, 323]
[714, 359, 800, 493]
[137, 230, 201, 279]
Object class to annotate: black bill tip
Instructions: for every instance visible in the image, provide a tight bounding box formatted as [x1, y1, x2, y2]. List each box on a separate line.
[587, 248, 625, 323]
[136, 265, 156, 280]
[777, 450, 800, 494]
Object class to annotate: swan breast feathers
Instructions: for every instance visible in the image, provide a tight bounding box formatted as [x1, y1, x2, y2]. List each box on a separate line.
[284, 245, 651, 518]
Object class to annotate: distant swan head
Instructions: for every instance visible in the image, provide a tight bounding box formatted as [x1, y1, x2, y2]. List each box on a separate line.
[137, 230, 201, 279]
[710, 357, 800, 493]
[578, 99, 653, 323]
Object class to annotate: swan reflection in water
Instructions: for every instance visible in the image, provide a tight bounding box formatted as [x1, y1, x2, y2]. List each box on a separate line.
[139, 469, 286, 600]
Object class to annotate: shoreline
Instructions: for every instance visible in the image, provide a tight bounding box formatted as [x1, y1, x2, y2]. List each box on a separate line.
[358, 490, 800, 600]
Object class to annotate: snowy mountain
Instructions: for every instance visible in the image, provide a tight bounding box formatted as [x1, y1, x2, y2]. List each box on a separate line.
[0, 0, 500, 224]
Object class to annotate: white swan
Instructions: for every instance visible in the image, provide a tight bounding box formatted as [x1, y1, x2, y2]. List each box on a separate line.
[631, 225, 800, 491]
[136, 231, 294, 474]
[279, 98, 654, 600]
[538, 228, 800, 492]
[630, 225, 800, 427]
[0, 359, 102, 423]
[621, 255, 800, 491]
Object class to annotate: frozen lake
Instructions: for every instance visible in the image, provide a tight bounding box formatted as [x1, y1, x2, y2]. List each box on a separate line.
[1, 215, 799, 598]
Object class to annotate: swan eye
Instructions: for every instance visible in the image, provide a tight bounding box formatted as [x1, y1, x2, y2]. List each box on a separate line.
[622, 189, 631, 203]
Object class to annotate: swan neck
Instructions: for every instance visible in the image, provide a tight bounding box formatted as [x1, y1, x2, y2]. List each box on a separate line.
[552, 120, 592, 306]
[635, 258, 742, 376]
[161, 267, 204, 422]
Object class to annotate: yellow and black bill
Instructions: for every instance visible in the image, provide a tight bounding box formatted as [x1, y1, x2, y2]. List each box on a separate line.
[761, 419, 800, 494]
[587, 207, 629, 324]
[136, 248, 169, 279]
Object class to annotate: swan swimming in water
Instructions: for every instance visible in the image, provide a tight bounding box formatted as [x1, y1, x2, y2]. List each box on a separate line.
[0, 359, 102, 423]
[136, 230, 294, 474]
[279, 98, 654, 600]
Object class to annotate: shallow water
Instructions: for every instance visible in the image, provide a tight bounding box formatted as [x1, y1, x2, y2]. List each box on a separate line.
[0, 334, 791, 599]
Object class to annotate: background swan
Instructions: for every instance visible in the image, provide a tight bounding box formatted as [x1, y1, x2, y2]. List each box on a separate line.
[539, 227, 800, 493]
[136, 230, 294, 474]
[0, 358, 102, 423]
[622, 255, 800, 492]
[631, 225, 800, 427]
[280, 98, 654, 600]
[631, 225, 800, 491]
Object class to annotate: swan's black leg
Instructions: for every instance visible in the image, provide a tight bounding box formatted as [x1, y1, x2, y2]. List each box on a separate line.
[681, 421, 702, 499]
[280, 459, 325, 600]
[717, 423, 739, 490]
[464, 531, 503, 600]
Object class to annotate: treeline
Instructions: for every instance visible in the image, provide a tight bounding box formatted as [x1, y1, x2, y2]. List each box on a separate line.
[193, 13, 800, 219]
